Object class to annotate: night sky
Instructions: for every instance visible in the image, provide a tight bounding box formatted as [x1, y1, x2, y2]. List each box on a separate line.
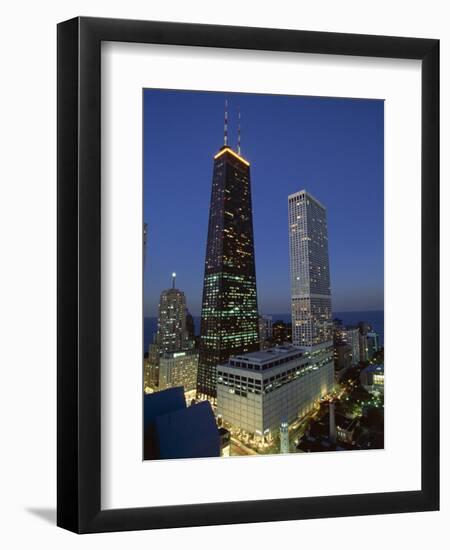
[143, 89, 384, 317]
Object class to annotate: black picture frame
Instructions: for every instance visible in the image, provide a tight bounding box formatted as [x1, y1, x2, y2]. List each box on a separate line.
[57, 16, 439, 533]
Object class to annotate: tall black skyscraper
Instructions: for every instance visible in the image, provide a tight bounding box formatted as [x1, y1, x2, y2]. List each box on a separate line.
[197, 103, 259, 400]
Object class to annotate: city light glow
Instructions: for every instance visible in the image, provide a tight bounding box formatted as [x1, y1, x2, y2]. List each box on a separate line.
[213, 146, 250, 166]
[143, 93, 384, 461]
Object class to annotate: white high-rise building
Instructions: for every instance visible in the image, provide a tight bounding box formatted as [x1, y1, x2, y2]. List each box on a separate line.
[288, 190, 332, 347]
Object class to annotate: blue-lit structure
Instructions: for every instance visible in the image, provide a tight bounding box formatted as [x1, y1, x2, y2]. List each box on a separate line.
[143, 387, 220, 460]
[156, 400, 219, 459]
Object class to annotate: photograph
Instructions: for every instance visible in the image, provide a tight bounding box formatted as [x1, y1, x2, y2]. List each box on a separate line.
[142, 89, 384, 460]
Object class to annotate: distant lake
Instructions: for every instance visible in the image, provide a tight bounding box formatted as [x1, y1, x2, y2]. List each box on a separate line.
[144, 310, 384, 353]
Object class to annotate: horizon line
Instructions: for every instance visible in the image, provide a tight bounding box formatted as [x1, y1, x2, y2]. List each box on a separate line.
[144, 308, 384, 319]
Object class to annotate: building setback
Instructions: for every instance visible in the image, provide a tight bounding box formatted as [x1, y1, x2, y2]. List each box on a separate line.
[197, 109, 259, 400]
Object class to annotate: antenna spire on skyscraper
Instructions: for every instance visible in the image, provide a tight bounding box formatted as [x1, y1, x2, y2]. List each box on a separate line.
[172, 272, 176, 289]
[237, 106, 241, 155]
[224, 99, 228, 146]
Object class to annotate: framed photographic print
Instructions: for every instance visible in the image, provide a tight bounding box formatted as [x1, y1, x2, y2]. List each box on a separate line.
[57, 17, 439, 533]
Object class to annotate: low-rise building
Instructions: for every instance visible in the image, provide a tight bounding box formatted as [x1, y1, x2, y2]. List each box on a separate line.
[217, 343, 334, 442]
[159, 350, 198, 392]
[360, 364, 384, 394]
[335, 413, 359, 444]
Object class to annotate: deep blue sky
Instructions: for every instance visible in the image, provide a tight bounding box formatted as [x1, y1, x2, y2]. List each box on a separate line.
[143, 89, 384, 317]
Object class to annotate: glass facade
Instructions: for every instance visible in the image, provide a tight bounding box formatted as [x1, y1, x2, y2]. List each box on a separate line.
[216, 344, 334, 436]
[197, 147, 260, 399]
[288, 190, 332, 346]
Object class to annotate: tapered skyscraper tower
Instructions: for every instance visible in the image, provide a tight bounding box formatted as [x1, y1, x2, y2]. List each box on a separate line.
[197, 104, 259, 400]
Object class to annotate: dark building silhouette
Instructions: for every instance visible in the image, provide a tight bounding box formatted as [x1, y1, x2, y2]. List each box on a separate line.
[143, 387, 220, 460]
[197, 103, 259, 400]
[333, 319, 352, 376]
[186, 309, 196, 340]
[334, 343, 352, 372]
[271, 320, 292, 345]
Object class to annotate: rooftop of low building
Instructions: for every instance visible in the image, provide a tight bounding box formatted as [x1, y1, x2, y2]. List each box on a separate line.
[362, 364, 384, 374]
[232, 345, 305, 364]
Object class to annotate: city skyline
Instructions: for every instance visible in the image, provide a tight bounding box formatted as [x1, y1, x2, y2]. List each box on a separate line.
[143, 90, 384, 459]
[143, 89, 384, 317]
